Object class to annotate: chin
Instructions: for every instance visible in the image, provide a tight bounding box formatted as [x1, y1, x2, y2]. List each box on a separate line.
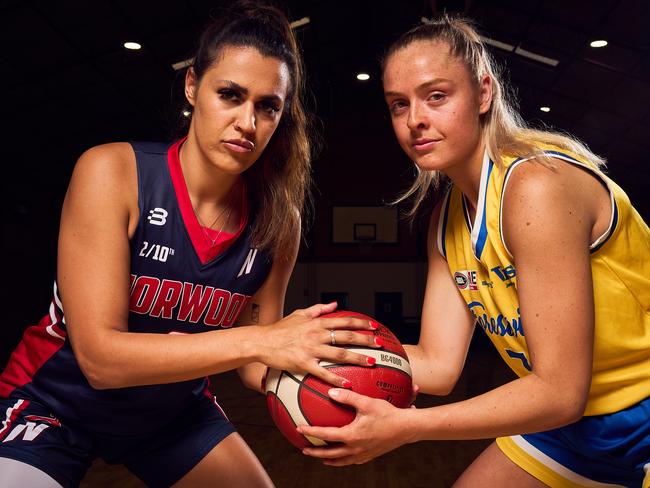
[413, 155, 448, 172]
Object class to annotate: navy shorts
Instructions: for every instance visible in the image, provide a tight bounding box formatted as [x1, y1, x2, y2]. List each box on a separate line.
[0, 393, 236, 488]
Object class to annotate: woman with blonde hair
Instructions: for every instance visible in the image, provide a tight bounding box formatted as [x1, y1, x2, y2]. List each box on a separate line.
[301, 15, 650, 488]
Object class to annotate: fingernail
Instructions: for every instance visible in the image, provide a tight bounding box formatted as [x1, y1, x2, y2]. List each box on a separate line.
[374, 337, 385, 347]
[369, 321, 380, 329]
[341, 380, 352, 389]
[366, 356, 376, 366]
[329, 388, 342, 397]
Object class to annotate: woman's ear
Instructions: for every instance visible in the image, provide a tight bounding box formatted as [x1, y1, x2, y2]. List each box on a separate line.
[185, 67, 198, 107]
[478, 74, 493, 115]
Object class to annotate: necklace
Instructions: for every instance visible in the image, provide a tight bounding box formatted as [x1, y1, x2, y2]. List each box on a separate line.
[195, 203, 233, 247]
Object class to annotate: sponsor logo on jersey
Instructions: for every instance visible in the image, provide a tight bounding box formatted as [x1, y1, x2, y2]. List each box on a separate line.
[147, 207, 168, 226]
[129, 274, 251, 327]
[454, 270, 478, 290]
[138, 240, 175, 262]
[468, 301, 524, 337]
[2, 423, 50, 443]
[24, 415, 61, 427]
[237, 248, 258, 277]
[491, 265, 516, 281]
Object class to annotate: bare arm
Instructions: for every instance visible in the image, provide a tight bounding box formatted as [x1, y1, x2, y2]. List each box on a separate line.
[301, 159, 600, 464]
[403, 202, 475, 395]
[59, 146, 379, 390]
[403, 159, 596, 439]
[236, 216, 300, 393]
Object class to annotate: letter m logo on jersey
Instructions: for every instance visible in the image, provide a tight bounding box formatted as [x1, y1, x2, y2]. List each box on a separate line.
[238, 248, 258, 278]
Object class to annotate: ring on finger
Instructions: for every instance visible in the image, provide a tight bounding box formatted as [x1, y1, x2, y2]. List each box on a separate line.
[330, 329, 337, 346]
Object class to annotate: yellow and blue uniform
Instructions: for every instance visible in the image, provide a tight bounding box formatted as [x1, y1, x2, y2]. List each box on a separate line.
[438, 147, 650, 487]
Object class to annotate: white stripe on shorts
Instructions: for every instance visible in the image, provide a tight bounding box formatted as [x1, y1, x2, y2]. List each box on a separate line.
[510, 435, 626, 488]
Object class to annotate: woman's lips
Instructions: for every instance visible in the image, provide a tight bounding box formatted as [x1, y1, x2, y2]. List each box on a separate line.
[223, 139, 255, 153]
[412, 138, 441, 151]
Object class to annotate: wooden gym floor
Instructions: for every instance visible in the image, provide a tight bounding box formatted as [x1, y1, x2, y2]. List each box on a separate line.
[80, 333, 515, 487]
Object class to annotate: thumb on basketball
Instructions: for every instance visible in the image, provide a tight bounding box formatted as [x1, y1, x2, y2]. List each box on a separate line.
[328, 388, 368, 409]
[303, 301, 338, 319]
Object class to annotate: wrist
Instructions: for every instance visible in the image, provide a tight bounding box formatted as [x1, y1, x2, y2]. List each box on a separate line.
[400, 406, 424, 444]
[238, 325, 266, 363]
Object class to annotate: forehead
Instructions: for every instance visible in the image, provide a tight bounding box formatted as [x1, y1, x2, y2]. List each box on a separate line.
[383, 40, 470, 92]
[204, 45, 290, 97]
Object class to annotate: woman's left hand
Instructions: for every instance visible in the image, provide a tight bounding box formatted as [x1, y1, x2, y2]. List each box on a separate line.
[298, 388, 416, 466]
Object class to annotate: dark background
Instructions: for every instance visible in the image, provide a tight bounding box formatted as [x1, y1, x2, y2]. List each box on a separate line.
[2, 0, 649, 366]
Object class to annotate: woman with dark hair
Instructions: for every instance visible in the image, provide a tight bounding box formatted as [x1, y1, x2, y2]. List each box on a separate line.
[300, 15, 650, 488]
[0, 3, 379, 487]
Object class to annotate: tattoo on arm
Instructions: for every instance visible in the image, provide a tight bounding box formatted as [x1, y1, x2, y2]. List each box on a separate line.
[251, 303, 260, 324]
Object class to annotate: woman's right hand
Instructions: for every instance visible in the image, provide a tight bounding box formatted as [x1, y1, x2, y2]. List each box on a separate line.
[254, 302, 383, 387]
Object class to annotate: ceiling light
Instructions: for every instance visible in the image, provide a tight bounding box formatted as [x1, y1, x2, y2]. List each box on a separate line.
[590, 40, 608, 48]
[124, 41, 141, 50]
[356, 73, 370, 81]
[540, 106, 550, 113]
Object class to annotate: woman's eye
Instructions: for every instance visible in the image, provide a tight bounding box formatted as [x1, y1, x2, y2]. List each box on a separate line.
[259, 101, 280, 114]
[218, 89, 239, 101]
[389, 101, 407, 113]
[429, 92, 445, 102]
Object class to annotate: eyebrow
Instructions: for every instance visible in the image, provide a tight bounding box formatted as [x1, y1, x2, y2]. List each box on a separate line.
[384, 78, 453, 97]
[217, 79, 284, 103]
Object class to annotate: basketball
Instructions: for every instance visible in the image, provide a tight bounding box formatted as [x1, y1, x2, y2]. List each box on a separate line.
[265, 310, 413, 449]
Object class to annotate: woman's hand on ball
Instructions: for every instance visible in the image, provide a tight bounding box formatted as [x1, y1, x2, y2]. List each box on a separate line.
[256, 303, 381, 388]
[298, 389, 417, 465]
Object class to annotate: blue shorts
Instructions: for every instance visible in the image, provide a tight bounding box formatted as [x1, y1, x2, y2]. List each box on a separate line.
[0, 393, 236, 488]
[497, 397, 650, 487]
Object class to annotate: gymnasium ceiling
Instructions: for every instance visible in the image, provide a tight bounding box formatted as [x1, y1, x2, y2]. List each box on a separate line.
[2, 0, 649, 217]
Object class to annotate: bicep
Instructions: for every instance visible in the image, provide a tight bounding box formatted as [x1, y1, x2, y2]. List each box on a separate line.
[57, 145, 137, 366]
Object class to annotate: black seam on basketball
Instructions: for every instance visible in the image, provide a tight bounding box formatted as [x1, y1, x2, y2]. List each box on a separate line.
[284, 371, 305, 385]
[270, 391, 319, 446]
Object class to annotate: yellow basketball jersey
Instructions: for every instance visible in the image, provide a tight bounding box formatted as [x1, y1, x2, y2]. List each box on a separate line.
[438, 147, 650, 416]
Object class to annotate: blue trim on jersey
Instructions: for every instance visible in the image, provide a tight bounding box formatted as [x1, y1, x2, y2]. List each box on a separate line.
[440, 189, 452, 258]
[521, 396, 650, 487]
[542, 150, 582, 164]
[591, 199, 619, 254]
[474, 159, 494, 259]
[505, 349, 532, 371]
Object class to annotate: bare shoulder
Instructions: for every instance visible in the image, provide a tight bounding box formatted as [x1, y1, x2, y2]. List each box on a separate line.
[504, 157, 607, 214]
[65, 142, 139, 228]
[502, 157, 599, 253]
[72, 142, 136, 184]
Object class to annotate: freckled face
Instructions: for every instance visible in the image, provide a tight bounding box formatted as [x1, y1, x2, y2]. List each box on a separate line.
[185, 45, 290, 174]
[383, 40, 491, 173]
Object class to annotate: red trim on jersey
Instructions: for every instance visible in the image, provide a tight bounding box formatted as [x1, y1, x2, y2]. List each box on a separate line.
[167, 138, 249, 265]
[202, 382, 229, 420]
[0, 314, 66, 398]
[0, 398, 30, 440]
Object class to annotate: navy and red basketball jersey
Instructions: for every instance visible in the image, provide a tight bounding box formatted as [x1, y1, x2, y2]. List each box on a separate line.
[0, 139, 273, 436]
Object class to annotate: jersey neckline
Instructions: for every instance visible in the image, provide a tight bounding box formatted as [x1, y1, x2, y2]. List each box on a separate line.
[167, 137, 249, 265]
